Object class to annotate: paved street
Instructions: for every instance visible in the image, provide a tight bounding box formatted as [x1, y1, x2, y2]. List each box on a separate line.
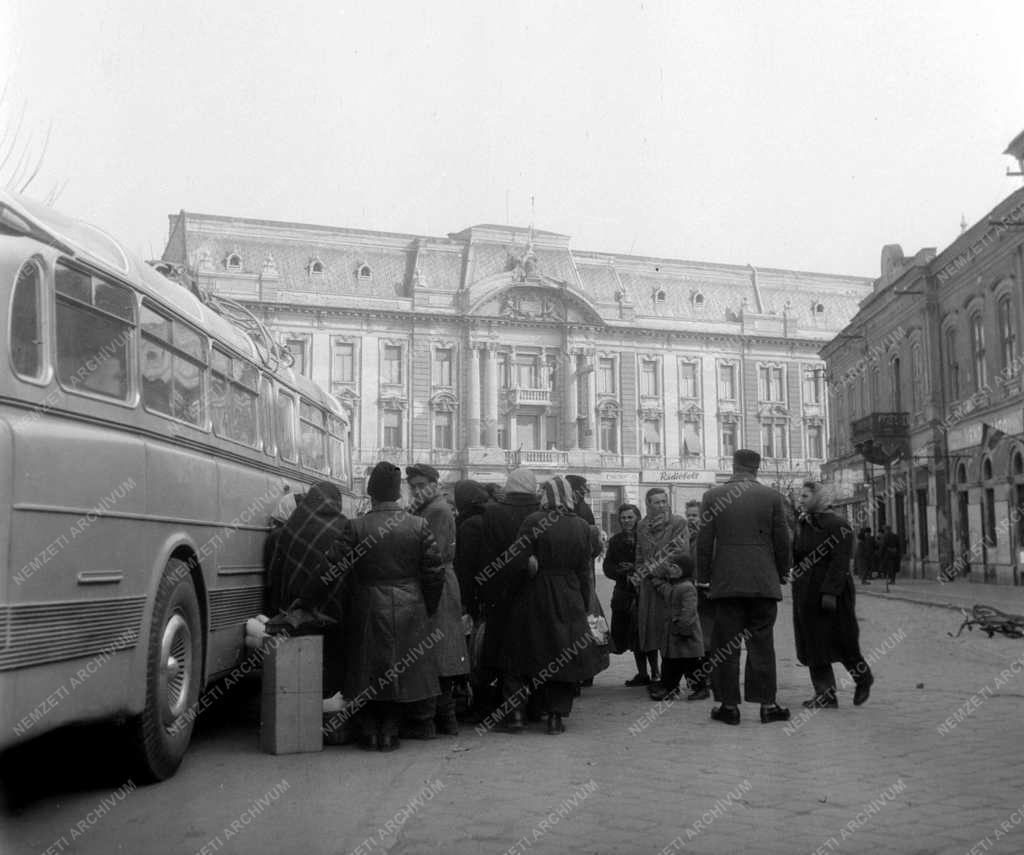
[4, 577, 1024, 855]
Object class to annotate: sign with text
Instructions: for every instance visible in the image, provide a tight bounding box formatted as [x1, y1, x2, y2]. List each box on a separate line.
[642, 469, 718, 484]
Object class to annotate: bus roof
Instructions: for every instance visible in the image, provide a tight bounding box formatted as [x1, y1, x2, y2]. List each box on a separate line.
[0, 190, 343, 418]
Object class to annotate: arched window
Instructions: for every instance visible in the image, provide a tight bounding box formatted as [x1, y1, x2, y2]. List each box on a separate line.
[226, 252, 242, 271]
[910, 343, 923, 413]
[945, 325, 960, 400]
[813, 302, 825, 315]
[1013, 450, 1024, 477]
[998, 295, 1018, 375]
[357, 263, 372, 280]
[983, 456, 993, 481]
[969, 312, 987, 391]
[654, 289, 667, 303]
[308, 257, 325, 276]
[890, 355, 902, 411]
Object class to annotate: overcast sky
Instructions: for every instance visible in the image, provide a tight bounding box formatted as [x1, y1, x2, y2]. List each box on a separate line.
[4, 0, 1023, 277]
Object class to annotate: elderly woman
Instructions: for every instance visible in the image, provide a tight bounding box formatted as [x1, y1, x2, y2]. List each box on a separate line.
[791, 481, 874, 709]
[500, 475, 595, 734]
[602, 504, 644, 676]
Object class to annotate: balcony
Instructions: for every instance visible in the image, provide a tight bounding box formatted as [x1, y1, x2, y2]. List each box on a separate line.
[509, 387, 552, 407]
[505, 449, 569, 467]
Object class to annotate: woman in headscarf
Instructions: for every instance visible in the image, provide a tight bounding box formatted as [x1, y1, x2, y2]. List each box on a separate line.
[791, 481, 874, 709]
[565, 475, 610, 683]
[500, 475, 595, 734]
[453, 480, 492, 721]
[266, 482, 348, 694]
[602, 503, 643, 666]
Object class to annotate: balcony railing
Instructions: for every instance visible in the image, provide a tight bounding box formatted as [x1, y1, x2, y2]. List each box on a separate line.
[510, 387, 552, 407]
[505, 449, 569, 467]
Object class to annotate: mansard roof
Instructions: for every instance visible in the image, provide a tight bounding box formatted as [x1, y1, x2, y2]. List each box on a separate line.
[163, 210, 872, 337]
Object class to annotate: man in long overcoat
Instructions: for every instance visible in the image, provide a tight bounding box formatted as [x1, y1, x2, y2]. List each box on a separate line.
[697, 449, 792, 726]
[635, 488, 690, 686]
[792, 482, 873, 708]
[407, 463, 469, 736]
[685, 499, 712, 700]
[336, 461, 444, 752]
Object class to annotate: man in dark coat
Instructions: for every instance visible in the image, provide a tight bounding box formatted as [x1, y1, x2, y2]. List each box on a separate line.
[792, 482, 873, 708]
[453, 480, 491, 720]
[697, 450, 792, 726]
[685, 499, 712, 700]
[476, 468, 540, 723]
[880, 525, 901, 584]
[334, 461, 444, 752]
[406, 463, 469, 736]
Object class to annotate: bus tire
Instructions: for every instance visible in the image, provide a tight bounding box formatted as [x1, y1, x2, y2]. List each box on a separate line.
[129, 560, 203, 782]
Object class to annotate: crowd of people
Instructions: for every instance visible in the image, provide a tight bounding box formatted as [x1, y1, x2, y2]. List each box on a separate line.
[263, 448, 876, 751]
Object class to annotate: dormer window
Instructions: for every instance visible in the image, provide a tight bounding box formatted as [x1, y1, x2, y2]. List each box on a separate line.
[357, 263, 372, 281]
[692, 291, 705, 310]
[307, 257, 325, 277]
[225, 251, 242, 271]
[654, 288, 667, 304]
[813, 302, 825, 315]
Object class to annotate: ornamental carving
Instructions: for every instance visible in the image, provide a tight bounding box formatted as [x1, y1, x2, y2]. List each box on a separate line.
[757, 403, 789, 418]
[430, 391, 458, 412]
[499, 289, 566, 322]
[378, 394, 408, 410]
[638, 406, 663, 420]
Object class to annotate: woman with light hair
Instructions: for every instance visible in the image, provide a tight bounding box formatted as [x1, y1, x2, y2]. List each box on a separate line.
[791, 480, 874, 709]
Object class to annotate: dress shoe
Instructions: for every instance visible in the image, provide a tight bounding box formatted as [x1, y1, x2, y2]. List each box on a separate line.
[358, 733, 379, 751]
[378, 734, 400, 752]
[802, 693, 838, 709]
[853, 672, 874, 706]
[760, 704, 791, 724]
[399, 721, 437, 740]
[546, 713, 565, 734]
[686, 687, 710, 701]
[710, 705, 741, 725]
[649, 686, 680, 702]
[504, 710, 525, 732]
[625, 673, 651, 687]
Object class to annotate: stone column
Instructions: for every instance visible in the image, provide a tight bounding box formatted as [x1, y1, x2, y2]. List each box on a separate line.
[582, 351, 597, 450]
[468, 344, 481, 446]
[565, 350, 579, 449]
[484, 344, 499, 447]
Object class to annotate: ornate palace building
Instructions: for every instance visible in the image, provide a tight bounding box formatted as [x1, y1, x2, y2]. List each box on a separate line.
[161, 213, 871, 528]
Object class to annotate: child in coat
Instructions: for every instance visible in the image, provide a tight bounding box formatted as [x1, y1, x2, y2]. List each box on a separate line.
[649, 555, 704, 701]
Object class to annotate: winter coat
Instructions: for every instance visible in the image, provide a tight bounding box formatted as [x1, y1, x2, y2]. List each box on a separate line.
[338, 502, 445, 702]
[791, 511, 861, 668]
[603, 530, 638, 654]
[697, 474, 791, 601]
[453, 481, 491, 620]
[853, 536, 876, 576]
[500, 510, 596, 684]
[651, 575, 704, 659]
[414, 493, 469, 678]
[635, 512, 690, 653]
[477, 492, 541, 670]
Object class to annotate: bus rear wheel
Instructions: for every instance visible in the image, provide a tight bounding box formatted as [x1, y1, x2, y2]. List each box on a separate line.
[129, 559, 202, 782]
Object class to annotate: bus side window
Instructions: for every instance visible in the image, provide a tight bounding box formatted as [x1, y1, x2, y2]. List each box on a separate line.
[260, 376, 276, 456]
[140, 301, 206, 426]
[55, 263, 134, 400]
[328, 414, 350, 485]
[11, 260, 43, 379]
[276, 389, 297, 462]
[299, 400, 328, 473]
[210, 347, 258, 447]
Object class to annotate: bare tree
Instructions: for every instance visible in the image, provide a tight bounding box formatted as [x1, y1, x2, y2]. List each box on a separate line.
[0, 81, 66, 203]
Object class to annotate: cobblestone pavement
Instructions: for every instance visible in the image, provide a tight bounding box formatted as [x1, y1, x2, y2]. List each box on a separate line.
[859, 575, 1024, 614]
[4, 577, 1024, 855]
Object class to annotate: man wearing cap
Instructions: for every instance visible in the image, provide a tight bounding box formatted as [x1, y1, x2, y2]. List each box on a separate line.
[475, 468, 540, 729]
[406, 463, 469, 737]
[697, 450, 792, 726]
[336, 461, 444, 751]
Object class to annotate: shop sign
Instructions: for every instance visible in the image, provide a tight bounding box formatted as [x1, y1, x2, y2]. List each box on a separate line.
[600, 471, 639, 485]
[641, 469, 718, 483]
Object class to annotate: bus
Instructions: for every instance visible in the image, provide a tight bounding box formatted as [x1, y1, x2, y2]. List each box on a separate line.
[0, 190, 354, 781]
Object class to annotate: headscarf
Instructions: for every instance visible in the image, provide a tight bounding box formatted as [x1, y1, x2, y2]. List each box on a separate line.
[504, 468, 537, 496]
[268, 481, 347, 614]
[454, 480, 490, 524]
[565, 474, 596, 525]
[539, 475, 575, 513]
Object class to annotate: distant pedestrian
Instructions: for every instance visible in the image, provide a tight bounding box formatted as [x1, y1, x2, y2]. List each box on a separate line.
[407, 463, 469, 737]
[649, 555, 704, 702]
[792, 481, 874, 709]
[337, 461, 444, 752]
[881, 525, 901, 584]
[854, 527, 876, 585]
[697, 450, 792, 726]
[500, 476, 595, 734]
[602, 503, 642, 668]
[634, 488, 690, 687]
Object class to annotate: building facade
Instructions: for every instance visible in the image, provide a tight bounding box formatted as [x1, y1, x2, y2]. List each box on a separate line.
[162, 214, 871, 528]
[823, 184, 1024, 584]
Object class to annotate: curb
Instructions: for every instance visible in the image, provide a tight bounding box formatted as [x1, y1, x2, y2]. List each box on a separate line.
[858, 588, 973, 613]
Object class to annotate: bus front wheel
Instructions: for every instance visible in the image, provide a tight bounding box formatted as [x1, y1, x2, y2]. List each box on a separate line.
[129, 560, 203, 782]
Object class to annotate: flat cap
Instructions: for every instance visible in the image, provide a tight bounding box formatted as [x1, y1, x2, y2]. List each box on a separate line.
[406, 463, 440, 483]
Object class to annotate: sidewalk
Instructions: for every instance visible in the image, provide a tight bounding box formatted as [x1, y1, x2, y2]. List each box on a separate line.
[858, 575, 1024, 613]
